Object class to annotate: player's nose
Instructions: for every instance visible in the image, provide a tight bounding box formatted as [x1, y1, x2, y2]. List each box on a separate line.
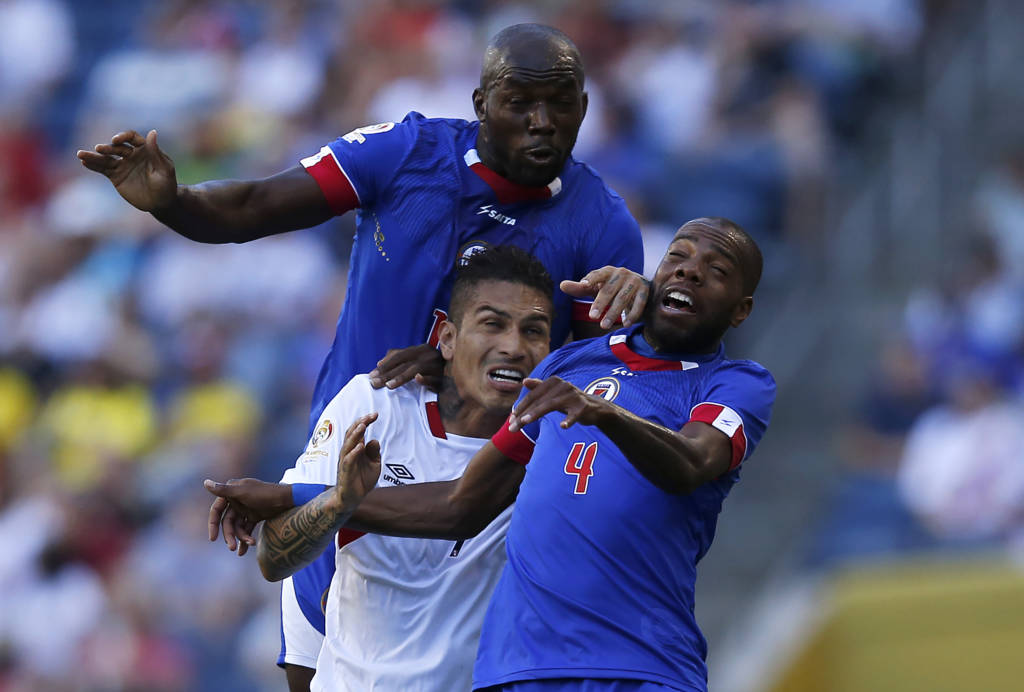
[496, 328, 528, 359]
[527, 102, 555, 134]
[675, 259, 704, 284]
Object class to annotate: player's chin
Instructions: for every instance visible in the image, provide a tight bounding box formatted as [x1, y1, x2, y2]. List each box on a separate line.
[510, 159, 562, 187]
[483, 387, 520, 412]
[648, 310, 700, 347]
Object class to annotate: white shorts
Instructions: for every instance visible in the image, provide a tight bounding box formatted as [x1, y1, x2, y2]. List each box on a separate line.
[278, 575, 324, 669]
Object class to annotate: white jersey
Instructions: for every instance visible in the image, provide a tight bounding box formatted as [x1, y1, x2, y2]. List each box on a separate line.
[280, 375, 511, 692]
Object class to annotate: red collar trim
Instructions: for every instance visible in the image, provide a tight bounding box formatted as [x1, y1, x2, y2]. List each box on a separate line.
[425, 401, 447, 439]
[608, 334, 700, 372]
[464, 149, 561, 205]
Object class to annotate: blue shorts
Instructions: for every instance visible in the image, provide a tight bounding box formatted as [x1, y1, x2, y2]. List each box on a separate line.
[479, 679, 679, 692]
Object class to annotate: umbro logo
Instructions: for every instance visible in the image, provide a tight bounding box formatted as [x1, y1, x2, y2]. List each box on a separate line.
[477, 204, 516, 226]
[382, 463, 416, 485]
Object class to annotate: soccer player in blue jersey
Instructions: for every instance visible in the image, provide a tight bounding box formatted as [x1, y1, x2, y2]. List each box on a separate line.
[79, 23, 646, 689]
[216, 217, 776, 691]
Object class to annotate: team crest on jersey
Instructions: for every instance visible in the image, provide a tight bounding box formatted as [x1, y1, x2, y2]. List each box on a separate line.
[584, 377, 620, 402]
[311, 420, 334, 447]
[458, 240, 491, 265]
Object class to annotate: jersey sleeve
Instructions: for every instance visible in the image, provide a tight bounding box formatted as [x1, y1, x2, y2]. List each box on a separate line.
[572, 200, 645, 325]
[280, 374, 381, 485]
[299, 113, 422, 214]
[688, 362, 776, 470]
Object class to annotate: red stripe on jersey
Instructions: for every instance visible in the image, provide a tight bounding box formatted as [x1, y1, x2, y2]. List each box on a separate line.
[491, 418, 535, 465]
[689, 402, 747, 469]
[572, 300, 594, 322]
[425, 401, 447, 439]
[571, 299, 624, 325]
[300, 146, 360, 215]
[469, 162, 553, 205]
[609, 338, 686, 372]
[337, 527, 365, 549]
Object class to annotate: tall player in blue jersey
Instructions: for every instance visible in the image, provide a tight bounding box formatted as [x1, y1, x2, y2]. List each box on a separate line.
[79, 23, 645, 689]
[215, 217, 776, 691]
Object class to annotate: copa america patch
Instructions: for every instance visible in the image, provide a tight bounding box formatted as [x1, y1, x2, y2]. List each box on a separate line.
[583, 377, 620, 402]
[458, 240, 491, 265]
[311, 420, 334, 447]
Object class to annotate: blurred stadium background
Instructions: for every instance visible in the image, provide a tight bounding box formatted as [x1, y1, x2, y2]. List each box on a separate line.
[1, 0, 1023, 690]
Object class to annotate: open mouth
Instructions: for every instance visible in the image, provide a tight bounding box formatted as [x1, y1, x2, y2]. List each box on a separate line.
[488, 367, 525, 392]
[662, 290, 696, 313]
[524, 147, 557, 165]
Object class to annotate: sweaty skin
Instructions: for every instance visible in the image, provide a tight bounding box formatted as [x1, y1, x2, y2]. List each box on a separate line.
[474, 25, 588, 187]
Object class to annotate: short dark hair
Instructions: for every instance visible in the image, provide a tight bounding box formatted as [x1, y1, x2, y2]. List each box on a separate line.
[480, 23, 584, 89]
[449, 245, 554, 324]
[683, 216, 763, 295]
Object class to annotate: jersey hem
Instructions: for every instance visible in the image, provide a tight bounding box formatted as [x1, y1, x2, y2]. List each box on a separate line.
[278, 652, 319, 669]
[472, 666, 702, 692]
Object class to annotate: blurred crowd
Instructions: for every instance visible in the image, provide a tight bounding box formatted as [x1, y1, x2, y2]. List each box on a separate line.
[811, 146, 1024, 568]
[0, 0, 930, 689]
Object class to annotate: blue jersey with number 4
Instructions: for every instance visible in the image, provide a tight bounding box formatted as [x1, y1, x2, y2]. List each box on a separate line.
[482, 326, 776, 691]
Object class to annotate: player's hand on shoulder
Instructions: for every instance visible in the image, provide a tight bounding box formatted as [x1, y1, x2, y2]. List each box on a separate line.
[561, 266, 649, 330]
[76, 129, 178, 213]
[508, 376, 611, 432]
[369, 343, 445, 391]
[204, 478, 294, 556]
[336, 413, 382, 511]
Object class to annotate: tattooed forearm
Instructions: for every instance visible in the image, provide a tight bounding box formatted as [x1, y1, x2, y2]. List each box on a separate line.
[257, 488, 353, 582]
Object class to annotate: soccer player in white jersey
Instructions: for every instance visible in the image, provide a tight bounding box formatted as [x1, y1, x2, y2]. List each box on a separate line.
[210, 246, 555, 691]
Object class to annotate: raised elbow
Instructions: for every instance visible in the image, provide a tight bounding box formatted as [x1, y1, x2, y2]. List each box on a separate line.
[258, 558, 285, 583]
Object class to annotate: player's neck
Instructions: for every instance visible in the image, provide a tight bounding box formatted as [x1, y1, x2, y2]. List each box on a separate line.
[438, 377, 506, 438]
[640, 325, 722, 357]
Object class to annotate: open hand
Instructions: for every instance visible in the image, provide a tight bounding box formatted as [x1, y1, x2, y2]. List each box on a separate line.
[76, 129, 177, 213]
[561, 266, 649, 329]
[336, 413, 382, 510]
[369, 344, 445, 391]
[204, 478, 294, 555]
[507, 376, 611, 432]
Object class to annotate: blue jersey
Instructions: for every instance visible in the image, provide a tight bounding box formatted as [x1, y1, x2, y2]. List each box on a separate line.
[483, 326, 776, 691]
[302, 112, 644, 433]
[287, 113, 643, 642]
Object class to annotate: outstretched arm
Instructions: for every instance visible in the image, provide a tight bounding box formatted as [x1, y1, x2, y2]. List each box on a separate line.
[251, 413, 522, 581]
[77, 129, 334, 243]
[509, 377, 731, 494]
[345, 440, 524, 540]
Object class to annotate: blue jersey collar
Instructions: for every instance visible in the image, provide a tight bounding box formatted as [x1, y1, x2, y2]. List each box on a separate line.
[608, 324, 723, 371]
[463, 149, 562, 205]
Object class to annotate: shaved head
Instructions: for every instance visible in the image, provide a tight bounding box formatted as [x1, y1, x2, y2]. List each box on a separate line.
[677, 217, 763, 295]
[480, 23, 584, 90]
[472, 23, 588, 186]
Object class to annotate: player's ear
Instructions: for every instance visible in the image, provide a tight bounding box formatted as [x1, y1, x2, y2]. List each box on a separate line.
[472, 87, 487, 121]
[729, 296, 753, 328]
[437, 319, 458, 362]
[580, 90, 589, 120]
